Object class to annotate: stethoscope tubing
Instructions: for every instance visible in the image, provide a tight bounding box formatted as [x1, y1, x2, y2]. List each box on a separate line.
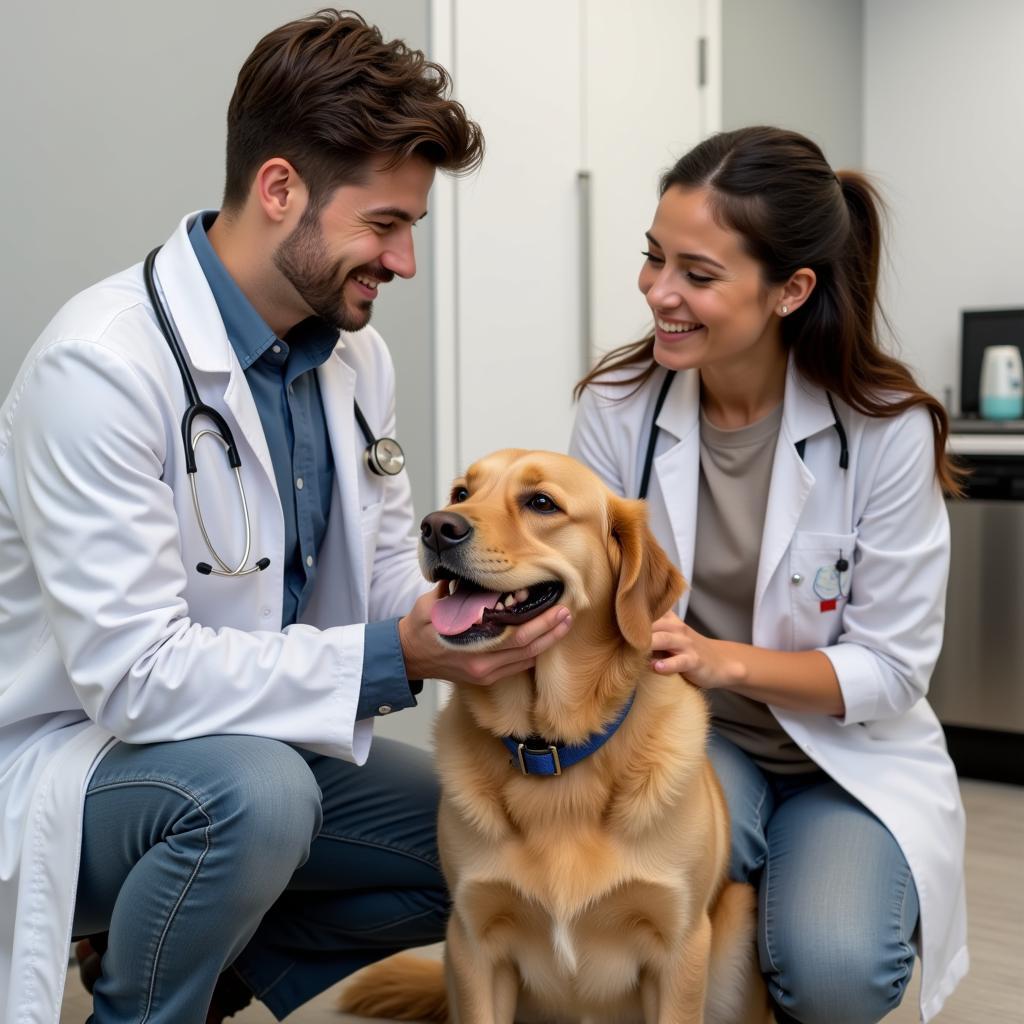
[143, 245, 404, 578]
[637, 367, 849, 502]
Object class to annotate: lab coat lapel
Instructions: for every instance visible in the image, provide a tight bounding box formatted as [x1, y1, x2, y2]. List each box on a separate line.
[753, 358, 834, 611]
[154, 215, 278, 495]
[651, 369, 701, 606]
[319, 347, 368, 613]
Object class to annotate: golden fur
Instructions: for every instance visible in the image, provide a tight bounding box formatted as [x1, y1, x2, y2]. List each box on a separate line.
[340, 450, 772, 1023]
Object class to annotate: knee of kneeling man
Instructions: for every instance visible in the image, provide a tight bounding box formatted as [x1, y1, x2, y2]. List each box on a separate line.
[209, 738, 323, 856]
[768, 946, 914, 1024]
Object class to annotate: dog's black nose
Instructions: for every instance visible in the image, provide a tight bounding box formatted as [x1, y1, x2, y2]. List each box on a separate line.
[420, 511, 473, 554]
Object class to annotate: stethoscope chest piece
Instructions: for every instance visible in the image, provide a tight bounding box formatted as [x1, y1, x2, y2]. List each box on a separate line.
[352, 402, 404, 476]
[365, 436, 406, 476]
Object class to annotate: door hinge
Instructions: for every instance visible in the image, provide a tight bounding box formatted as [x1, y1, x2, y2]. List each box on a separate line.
[698, 36, 707, 88]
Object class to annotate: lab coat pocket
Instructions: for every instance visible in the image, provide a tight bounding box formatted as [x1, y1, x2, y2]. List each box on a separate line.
[789, 530, 857, 649]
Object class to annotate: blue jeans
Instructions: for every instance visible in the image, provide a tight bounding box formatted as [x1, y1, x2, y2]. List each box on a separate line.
[708, 732, 919, 1024]
[73, 735, 448, 1023]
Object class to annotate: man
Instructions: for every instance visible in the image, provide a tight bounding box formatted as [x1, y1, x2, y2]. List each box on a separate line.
[0, 11, 571, 1023]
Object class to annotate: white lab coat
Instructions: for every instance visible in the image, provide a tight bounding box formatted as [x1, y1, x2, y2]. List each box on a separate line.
[0, 213, 427, 1023]
[570, 361, 968, 1022]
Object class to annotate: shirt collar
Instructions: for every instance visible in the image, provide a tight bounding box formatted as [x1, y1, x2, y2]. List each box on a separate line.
[283, 315, 344, 370]
[188, 211, 282, 370]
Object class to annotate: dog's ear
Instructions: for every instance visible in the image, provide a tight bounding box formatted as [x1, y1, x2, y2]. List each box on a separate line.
[609, 496, 685, 651]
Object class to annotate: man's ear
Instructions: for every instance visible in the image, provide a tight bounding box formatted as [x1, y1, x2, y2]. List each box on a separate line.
[609, 495, 684, 651]
[253, 157, 307, 225]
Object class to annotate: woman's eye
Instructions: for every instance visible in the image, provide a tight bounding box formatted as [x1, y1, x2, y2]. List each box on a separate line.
[527, 493, 560, 514]
[641, 249, 664, 265]
[373, 221, 395, 232]
[451, 487, 469, 503]
[687, 271, 714, 285]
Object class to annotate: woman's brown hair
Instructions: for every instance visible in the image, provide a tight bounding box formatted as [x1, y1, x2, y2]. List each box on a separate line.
[576, 126, 964, 496]
[222, 9, 483, 211]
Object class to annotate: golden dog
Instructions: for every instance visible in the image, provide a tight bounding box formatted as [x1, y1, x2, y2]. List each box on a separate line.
[340, 450, 771, 1023]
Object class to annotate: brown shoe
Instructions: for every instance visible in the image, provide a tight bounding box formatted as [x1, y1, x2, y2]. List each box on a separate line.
[205, 968, 254, 1023]
[74, 936, 106, 994]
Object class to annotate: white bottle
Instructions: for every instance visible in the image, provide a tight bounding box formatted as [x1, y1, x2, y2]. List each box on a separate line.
[979, 345, 1024, 420]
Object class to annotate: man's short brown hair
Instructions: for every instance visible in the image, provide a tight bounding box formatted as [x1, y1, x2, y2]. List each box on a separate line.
[223, 8, 483, 210]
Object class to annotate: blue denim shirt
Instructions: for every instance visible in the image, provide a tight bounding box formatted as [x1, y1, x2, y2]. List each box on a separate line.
[188, 212, 415, 719]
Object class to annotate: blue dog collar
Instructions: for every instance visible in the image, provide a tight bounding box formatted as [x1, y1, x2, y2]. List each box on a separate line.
[500, 691, 636, 776]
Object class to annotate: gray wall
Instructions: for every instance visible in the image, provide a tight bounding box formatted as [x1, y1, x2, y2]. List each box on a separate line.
[0, 0, 436, 519]
[0, 0, 438, 749]
[721, 0, 864, 170]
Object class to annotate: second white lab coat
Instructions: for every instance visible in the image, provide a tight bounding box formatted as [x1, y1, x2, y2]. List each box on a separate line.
[570, 361, 968, 1023]
[0, 214, 428, 1023]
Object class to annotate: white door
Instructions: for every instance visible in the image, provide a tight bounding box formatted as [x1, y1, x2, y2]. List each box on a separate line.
[583, 0, 707, 360]
[432, 0, 716, 477]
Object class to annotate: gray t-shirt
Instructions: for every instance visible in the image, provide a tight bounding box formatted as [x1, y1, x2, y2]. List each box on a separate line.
[684, 404, 816, 774]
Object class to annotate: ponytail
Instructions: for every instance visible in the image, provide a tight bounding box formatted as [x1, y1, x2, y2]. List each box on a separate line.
[576, 128, 966, 496]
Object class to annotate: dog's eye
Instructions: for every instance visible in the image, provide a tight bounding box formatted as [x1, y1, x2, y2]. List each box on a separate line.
[451, 486, 469, 503]
[526, 493, 560, 514]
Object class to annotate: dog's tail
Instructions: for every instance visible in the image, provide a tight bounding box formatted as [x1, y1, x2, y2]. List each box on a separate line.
[337, 953, 447, 1022]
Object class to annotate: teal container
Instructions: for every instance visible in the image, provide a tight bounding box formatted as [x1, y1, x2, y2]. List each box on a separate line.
[980, 393, 1024, 420]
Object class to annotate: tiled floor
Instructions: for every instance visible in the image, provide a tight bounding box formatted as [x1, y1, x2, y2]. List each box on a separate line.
[61, 778, 1022, 1022]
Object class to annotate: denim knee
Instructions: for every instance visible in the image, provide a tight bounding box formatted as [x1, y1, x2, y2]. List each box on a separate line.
[767, 933, 915, 1024]
[199, 737, 323, 897]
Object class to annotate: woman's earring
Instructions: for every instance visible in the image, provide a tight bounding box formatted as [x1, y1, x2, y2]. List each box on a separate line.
[780, 305, 789, 315]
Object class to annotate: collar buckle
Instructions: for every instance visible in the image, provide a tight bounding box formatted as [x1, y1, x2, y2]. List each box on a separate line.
[517, 742, 562, 776]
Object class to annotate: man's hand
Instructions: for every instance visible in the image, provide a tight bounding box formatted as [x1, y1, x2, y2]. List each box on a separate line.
[399, 585, 572, 686]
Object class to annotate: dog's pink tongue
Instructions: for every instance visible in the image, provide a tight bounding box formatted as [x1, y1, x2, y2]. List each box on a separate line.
[431, 589, 501, 636]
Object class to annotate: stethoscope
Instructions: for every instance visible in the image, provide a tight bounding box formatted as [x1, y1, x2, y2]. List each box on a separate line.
[143, 247, 406, 578]
[637, 368, 850, 577]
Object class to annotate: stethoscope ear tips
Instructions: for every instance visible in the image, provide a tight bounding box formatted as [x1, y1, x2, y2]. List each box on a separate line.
[195, 558, 271, 576]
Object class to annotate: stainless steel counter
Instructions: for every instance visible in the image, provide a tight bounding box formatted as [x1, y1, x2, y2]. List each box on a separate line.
[929, 439, 1024, 734]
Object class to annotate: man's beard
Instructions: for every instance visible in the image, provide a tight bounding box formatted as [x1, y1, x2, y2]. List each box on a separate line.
[273, 208, 386, 332]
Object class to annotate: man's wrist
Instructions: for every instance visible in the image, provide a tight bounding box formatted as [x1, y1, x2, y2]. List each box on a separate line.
[357, 619, 418, 719]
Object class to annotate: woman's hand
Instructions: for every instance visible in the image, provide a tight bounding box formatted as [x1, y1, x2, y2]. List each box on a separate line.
[650, 612, 846, 714]
[650, 611, 746, 690]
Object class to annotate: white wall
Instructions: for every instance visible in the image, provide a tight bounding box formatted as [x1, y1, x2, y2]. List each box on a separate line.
[864, 0, 1024, 411]
[721, 0, 863, 170]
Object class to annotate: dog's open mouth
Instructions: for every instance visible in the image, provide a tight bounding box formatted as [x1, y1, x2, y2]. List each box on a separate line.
[429, 573, 564, 644]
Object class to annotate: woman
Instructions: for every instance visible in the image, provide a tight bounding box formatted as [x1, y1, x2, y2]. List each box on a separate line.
[570, 126, 967, 1024]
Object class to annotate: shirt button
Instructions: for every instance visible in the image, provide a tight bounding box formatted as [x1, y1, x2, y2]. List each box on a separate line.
[306, 555, 314, 568]
[295, 477, 304, 490]
[272, 344, 282, 354]
[377, 704, 393, 715]
[261, 607, 272, 617]
[791, 573, 803, 585]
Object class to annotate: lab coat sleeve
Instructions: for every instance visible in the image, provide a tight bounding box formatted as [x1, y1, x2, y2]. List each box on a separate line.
[569, 381, 630, 497]
[823, 407, 951, 725]
[9, 340, 368, 761]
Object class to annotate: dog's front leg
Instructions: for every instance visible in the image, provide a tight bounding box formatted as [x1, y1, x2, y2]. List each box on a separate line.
[446, 913, 519, 1024]
[643, 912, 713, 1024]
